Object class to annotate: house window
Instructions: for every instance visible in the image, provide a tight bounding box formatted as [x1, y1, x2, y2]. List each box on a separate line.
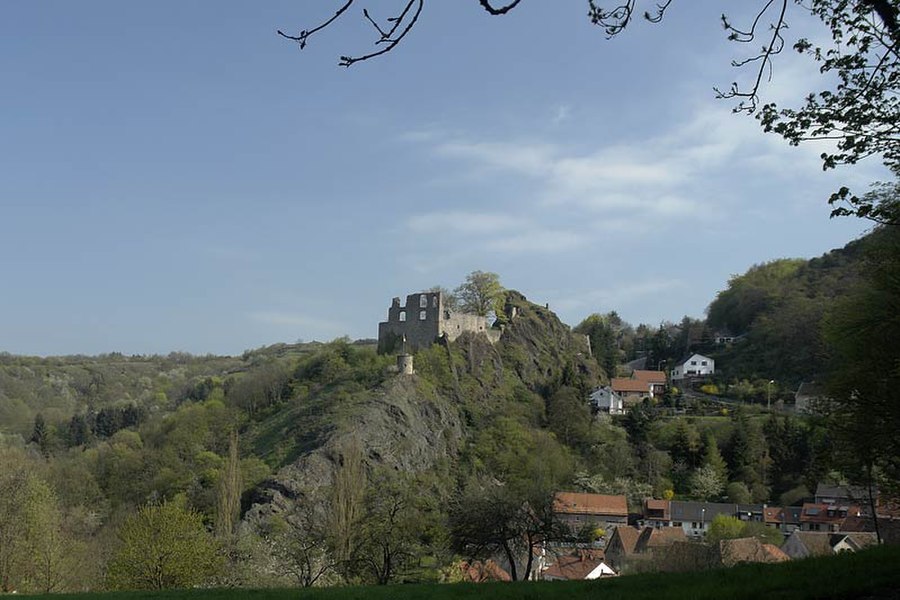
[399, 311, 406, 322]
[420, 295, 428, 308]
[690, 361, 697, 366]
[701, 361, 708, 366]
[419, 310, 427, 321]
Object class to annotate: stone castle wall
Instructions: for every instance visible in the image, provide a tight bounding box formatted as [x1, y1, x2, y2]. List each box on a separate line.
[377, 291, 493, 353]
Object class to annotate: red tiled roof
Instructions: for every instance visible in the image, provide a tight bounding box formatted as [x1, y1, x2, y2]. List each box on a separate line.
[719, 538, 790, 567]
[611, 378, 650, 394]
[764, 506, 784, 524]
[761, 544, 790, 562]
[632, 370, 667, 384]
[555, 492, 628, 517]
[635, 526, 686, 553]
[609, 526, 642, 555]
[543, 550, 606, 580]
[800, 503, 861, 524]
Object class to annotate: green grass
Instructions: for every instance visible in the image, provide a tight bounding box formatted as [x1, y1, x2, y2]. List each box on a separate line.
[24, 544, 900, 600]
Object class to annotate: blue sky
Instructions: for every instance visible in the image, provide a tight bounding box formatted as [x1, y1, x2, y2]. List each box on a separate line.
[0, 1, 886, 356]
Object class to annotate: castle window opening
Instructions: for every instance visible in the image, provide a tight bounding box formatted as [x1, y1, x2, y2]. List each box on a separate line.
[432, 295, 438, 307]
[399, 311, 406, 322]
[419, 294, 428, 308]
[419, 310, 427, 321]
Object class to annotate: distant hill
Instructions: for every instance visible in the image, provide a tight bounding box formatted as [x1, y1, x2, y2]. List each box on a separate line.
[703, 229, 884, 387]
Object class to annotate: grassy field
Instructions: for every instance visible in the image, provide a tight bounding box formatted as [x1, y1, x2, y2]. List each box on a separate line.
[26, 544, 900, 600]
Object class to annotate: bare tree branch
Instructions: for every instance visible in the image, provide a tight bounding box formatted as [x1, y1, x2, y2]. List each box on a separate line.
[714, 0, 789, 113]
[277, 0, 356, 49]
[478, 0, 524, 16]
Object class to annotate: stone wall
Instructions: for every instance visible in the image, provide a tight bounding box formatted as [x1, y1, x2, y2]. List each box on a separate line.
[377, 291, 493, 353]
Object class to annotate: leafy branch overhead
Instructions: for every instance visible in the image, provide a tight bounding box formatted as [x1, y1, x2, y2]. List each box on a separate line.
[281, 1, 900, 206]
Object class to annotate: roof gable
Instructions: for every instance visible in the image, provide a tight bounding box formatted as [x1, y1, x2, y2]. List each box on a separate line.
[674, 353, 713, 367]
[608, 526, 641, 555]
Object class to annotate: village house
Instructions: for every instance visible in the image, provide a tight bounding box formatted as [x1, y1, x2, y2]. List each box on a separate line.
[610, 377, 652, 403]
[814, 483, 873, 508]
[642, 498, 670, 528]
[610, 369, 668, 404]
[632, 370, 667, 396]
[634, 526, 687, 556]
[604, 526, 642, 572]
[605, 525, 686, 573]
[588, 386, 624, 415]
[553, 492, 628, 536]
[667, 501, 763, 538]
[799, 502, 861, 532]
[763, 506, 803, 535]
[540, 549, 616, 581]
[669, 353, 715, 382]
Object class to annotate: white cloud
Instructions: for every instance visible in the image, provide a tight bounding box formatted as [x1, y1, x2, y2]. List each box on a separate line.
[399, 90, 888, 263]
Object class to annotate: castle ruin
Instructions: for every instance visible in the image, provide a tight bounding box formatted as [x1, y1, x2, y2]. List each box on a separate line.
[377, 291, 497, 354]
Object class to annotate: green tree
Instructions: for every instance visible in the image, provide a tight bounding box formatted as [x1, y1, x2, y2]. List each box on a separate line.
[726, 482, 752, 504]
[29, 413, 51, 455]
[742, 520, 784, 546]
[353, 470, 441, 585]
[0, 455, 72, 594]
[454, 271, 504, 317]
[448, 479, 565, 582]
[690, 465, 726, 501]
[705, 514, 746, 545]
[215, 430, 242, 538]
[268, 490, 335, 587]
[328, 439, 366, 577]
[669, 420, 701, 470]
[825, 224, 900, 523]
[106, 498, 222, 590]
[726, 409, 770, 501]
[545, 386, 592, 449]
[574, 313, 620, 377]
[702, 434, 729, 482]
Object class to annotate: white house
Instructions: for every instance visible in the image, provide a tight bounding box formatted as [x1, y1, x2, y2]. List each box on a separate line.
[670, 353, 715, 381]
[589, 386, 624, 415]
